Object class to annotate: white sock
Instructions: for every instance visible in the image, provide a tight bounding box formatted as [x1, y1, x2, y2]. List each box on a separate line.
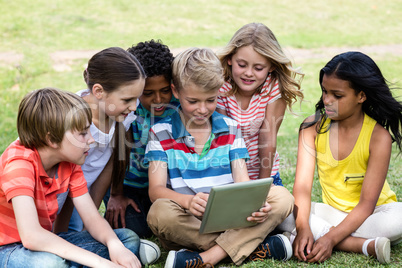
[289, 232, 296, 244]
[362, 238, 375, 256]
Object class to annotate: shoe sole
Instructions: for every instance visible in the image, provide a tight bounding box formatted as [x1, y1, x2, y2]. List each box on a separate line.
[375, 237, 391, 264]
[140, 239, 161, 265]
[164, 250, 177, 268]
[276, 234, 293, 261]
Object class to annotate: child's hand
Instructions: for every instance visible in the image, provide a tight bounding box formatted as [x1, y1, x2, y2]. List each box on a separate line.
[105, 194, 140, 229]
[306, 235, 335, 263]
[188, 192, 209, 217]
[247, 201, 271, 223]
[293, 227, 314, 262]
[108, 242, 142, 268]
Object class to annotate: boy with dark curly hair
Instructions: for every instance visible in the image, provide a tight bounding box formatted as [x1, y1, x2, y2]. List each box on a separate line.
[103, 40, 179, 238]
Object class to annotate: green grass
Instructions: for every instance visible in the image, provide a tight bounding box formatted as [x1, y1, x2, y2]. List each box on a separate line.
[1, 0, 402, 266]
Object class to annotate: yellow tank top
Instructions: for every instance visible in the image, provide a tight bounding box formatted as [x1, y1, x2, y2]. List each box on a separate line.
[315, 114, 396, 212]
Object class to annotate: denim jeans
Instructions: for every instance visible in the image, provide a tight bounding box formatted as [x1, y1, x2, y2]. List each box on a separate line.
[272, 172, 283, 186]
[0, 228, 140, 268]
[103, 186, 153, 238]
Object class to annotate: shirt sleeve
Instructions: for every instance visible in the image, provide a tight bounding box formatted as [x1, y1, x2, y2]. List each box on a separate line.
[217, 94, 226, 110]
[262, 78, 282, 104]
[67, 164, 88, 198]
[1, 159, 36, 202]
[143, 127, 168, 166]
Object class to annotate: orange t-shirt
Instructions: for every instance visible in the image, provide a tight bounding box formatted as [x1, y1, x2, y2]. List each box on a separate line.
[0, 140, 88, 245]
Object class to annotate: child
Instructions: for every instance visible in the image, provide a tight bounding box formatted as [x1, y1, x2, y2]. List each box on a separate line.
[55, 47, 161, 265]
[290, 52, 402, 264]
[55, 46, 145, 232]
[104, 40, 179, 238]
[216, 22, 304, 185]
[145, 48, 294, 267]
[0, 88, 142, 267]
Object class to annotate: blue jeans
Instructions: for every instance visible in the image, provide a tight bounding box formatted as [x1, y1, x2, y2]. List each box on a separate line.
[0, 228, 140, 268]
[272, 172, 283, 186]
[103, 186, 153, 238]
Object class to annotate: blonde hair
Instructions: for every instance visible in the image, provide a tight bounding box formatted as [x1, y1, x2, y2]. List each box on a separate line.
[172, 47, 224, 92]
[17, 87, 92, 149]
[217, 22, 304, 110]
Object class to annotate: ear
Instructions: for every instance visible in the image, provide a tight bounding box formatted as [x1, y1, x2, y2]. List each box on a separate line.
[171, 84, 179, 99]
[227, 56, 232, 66]
[358, 91, 366, 104]
[46, 132, 59, 149]
[92, 83, 105, 100]
[269, 65, 276, 73]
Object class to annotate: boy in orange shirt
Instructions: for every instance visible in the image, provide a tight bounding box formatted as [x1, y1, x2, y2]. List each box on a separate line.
[0, 88, 143, 267]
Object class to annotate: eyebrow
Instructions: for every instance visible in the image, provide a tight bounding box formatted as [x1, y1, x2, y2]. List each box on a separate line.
[144, 86, 171, 92]
[322, 87, 344, 93]
[236, 58, 267, 67]
[122, 97, 136, 101]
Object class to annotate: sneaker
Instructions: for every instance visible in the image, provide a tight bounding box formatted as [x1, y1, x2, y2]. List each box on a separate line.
[248, 234, 292, 261]
[164, 249, 212, 268]
[375, 237, 391, 264]
[139, 239, 161, 265]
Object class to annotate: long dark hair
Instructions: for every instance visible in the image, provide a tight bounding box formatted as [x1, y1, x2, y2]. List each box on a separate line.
[301, 51, 402, 151]
[84, 47, 146, 186]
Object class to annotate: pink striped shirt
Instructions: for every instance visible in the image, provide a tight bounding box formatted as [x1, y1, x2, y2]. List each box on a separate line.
[217, 74, 281, 179]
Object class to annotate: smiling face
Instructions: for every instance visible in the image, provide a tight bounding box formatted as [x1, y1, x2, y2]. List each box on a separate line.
[139, 75, 172, 116]
[172, 82, 218, 129]
[228, 45, 274, 94]
[101, 79, 145, 122]
[58, 124, 95, 165]
[321, 74, 366, 121]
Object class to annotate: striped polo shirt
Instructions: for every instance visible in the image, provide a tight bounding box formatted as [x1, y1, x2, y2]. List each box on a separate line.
[144, 110, 249, 195]
[0, 140, 88, 245]
[217, 74, 281, 179]
[125, 98, 180, 188]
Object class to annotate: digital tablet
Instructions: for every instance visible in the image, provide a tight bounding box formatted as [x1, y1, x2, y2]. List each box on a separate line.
[199, 177, 273, 234]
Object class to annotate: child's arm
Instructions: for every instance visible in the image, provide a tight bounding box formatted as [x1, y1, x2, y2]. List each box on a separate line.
[74, 192, 142, 267]
[306, 124, 392, 263]
[12, 195, 131, 268]
[258, 98, 286, 178]
[148, 160, 208, 217]
[90, 156, 113, 209]
[105, 175, 140, 229]
[53, 196, 74, 233]
[292, 117, 317, 261]
[94, 156, 140, 229]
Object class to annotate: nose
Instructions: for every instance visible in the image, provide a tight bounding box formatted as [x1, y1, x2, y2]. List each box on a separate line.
[87, 132, 95, 145]
[199, 102, 208, 114]
[128, 100, 137, 112]
[154, 92, 162, 103]
[245, 66, 253, 76]
[322, 94, 332, 106]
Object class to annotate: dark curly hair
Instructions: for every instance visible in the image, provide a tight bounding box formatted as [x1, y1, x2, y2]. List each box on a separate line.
[127, 39, 174, 82]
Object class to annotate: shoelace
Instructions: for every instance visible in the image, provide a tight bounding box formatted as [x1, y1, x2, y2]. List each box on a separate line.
[248, 243, 272, 261]
[185, 257, 214, 268]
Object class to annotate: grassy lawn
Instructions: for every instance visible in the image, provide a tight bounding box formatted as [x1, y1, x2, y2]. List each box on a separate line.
[1, 0, 401, 266]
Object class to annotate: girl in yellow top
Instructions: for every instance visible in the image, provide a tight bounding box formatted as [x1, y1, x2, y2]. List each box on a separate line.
[290, 52, 402, 264]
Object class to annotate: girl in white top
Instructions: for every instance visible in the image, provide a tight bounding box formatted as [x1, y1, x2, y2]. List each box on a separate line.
[216, 23, 304, 185]
[55, 47, 146, 232]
